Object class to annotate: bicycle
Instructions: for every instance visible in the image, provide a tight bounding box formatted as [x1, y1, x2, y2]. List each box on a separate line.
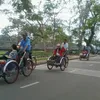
[47, 54, 69, 71]
[0, 51, 37, 84]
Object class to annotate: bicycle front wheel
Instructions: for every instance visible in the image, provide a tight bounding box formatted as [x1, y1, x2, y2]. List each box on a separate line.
[3, 61, 19, 84]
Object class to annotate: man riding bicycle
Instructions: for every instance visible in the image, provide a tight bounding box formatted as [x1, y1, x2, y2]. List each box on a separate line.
[19, 32, 31, 66]
[61, 39, 69, 57]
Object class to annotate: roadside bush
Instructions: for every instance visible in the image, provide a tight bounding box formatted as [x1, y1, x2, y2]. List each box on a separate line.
[32, 50, 52, 58]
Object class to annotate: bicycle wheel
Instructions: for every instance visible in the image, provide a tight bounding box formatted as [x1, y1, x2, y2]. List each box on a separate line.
[3, 61, 19, 84]
[22, 59, 33, 77]
[65, 57, 69, 68]
[60, 58, 66, 71]
[47, 64, 53, 70]
[47, 60, 54, 70]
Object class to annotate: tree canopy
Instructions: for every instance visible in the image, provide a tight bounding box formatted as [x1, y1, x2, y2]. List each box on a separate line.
[0, 0, 100, 50]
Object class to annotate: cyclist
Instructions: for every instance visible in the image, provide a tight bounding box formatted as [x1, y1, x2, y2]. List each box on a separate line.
[61, 39, 68, 50]
[61, 39, 69, 57]
[18, 32, 32, 58]
[19, 32, 31, 66]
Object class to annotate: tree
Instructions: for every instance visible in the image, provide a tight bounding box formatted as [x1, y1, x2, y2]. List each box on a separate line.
[0, 0, 4, 5]
[70, 0, 100, 51]
[1, 0, 67, 51]
[71, 0, 92, 50]
[11, 0, 33, 13]
[84, 1, 100, 46]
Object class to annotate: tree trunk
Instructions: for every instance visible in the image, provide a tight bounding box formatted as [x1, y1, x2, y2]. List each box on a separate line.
[79, 31, 85, 52]
[43, 38, 46, 51]
[87, 26, 95, 46]
[79, 33, 82, 50]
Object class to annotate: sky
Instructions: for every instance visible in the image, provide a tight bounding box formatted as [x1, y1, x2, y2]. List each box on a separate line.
[0, 0, 74, 29]
[0, 0, 99, 40]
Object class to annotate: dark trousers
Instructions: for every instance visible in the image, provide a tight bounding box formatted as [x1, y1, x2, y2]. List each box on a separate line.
[23, 52, 29, 66]
[50, 56, 61, 63]
[29, 51, 32, 59]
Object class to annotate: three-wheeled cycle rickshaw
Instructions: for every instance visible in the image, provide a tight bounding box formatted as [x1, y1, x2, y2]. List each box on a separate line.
[47, 51, 69, 71]
[0, 50, 37, 84]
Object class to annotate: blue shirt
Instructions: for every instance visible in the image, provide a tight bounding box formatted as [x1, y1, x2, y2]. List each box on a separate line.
[20, 37, 31, 51]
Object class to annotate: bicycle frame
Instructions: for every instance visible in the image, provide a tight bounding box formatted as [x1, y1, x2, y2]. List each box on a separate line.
[18, 52, 26, 66]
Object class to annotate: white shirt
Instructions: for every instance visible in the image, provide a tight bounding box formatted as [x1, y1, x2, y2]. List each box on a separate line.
[56, 49, 60, 56]
[61, 42, 68, 50]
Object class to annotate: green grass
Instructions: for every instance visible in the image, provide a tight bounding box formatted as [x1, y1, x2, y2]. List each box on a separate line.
[0, 50, 52, 59]
[37, 57, 48, 61]
[0, 51, 6, 56]
[0, 50, 79, 62]
[32, 50, 52, 58]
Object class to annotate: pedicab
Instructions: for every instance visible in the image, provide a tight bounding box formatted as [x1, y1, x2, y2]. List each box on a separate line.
[0, 50, 37, 84]
[47, 52, 69, 71]
[79, 50, 89, 61]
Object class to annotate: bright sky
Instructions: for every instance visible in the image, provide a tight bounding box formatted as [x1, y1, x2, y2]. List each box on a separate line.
[0, 0, 99, 39]
[0, 0, 74, 29]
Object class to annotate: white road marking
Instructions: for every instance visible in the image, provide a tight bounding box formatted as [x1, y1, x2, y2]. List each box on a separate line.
[89, 64, 93, 66]
[71, 60, 100, 64]
[87, 61, 100, 64]
[68, 69, 78, 73]
[20, 82, 39, 89]
[35, 64, 100, 78]
[66, 68, 100, 78]
[36, 65, 47, 69]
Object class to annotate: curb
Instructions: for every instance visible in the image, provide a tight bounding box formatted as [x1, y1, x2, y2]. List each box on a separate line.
[37, 55, 96, 65]
[37, 57, 79, 65]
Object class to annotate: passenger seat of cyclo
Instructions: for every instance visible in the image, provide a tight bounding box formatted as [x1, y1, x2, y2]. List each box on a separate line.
[82, 50, 88, 54]
[5, 44, 18, 62]
[0, 44, 18, 67]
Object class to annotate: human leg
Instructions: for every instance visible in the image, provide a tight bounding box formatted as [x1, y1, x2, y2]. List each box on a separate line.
[23, 52, 29, 66]
[55, 56, 61, 63]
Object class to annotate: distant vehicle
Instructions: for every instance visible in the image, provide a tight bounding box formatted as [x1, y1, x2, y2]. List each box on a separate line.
[79, 50, 89, 61]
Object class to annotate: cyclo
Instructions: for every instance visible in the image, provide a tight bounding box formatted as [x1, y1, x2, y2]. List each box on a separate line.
[47, 48, 69, 71]
[0, 50, 37, 84]
[79, 50, 89, 61]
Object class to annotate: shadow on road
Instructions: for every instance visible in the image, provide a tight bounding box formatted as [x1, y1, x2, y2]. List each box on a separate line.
[0, 78, 7, 85]
[0, 73, 38, 85]
[44, 69, 62, 73]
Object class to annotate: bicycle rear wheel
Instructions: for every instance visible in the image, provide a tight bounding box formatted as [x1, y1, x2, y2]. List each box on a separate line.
[22, 59, 33, 77]
[32, 56, 37, 70]
[65, 57, 69, 68]
[60, 59, 66, 71]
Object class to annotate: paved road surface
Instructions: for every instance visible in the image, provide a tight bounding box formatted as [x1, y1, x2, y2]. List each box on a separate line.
[0, 55, 100, 100]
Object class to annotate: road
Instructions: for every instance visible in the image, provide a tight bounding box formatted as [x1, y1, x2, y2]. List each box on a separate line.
[0, 55, 100, 100]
